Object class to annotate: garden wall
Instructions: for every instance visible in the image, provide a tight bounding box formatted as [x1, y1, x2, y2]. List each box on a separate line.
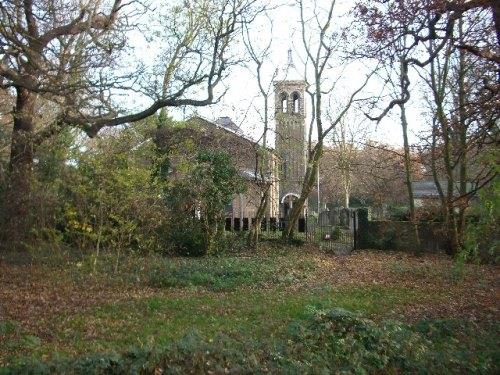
[356, 209, 447, 254]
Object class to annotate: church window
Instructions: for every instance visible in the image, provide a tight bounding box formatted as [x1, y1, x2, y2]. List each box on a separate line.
[280, 93, 288, 113]
[292, 92, 300, 113]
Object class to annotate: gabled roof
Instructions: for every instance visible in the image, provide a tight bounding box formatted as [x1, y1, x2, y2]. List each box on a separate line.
[215, 116, 241, 133]
[239, 168, 276, 183]
[188, 116, 275, 152]
[412, 180, 474, 198]
[188, 116, 257, 145]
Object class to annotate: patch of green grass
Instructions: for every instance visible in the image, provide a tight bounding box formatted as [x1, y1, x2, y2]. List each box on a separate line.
[4, 310, 499, 374]
[3, 249, 494, 371]
[388, 259, 474, 283]
[0, 320, 44, 361]
[14, 283, 442, 361]
[0, 320, 18, 337]
[148, 255, 316, 291]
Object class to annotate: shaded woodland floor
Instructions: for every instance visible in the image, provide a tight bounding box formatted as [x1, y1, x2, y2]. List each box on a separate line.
[1, 246, 499, 370]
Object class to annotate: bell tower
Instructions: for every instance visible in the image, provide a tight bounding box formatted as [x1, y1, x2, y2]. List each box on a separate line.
[274, 52, 307, 217]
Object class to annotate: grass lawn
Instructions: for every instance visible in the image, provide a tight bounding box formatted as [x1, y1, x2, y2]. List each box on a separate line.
[1, 244, 499, 373]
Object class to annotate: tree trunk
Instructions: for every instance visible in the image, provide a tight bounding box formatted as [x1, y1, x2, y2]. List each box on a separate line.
[2, 87, 37, 250]
[428, 37, 460, 255]
[282, 145, 322, 239]
[397, 56, 421, 254]
[442, 113, 460, 255]
[248, 90, 270, 251]
[457, 17, 468, 248]
[399, 96, 416, 223]
[400, 97, 421, 253]
[248, 185, 269, 250]
[344, 186, 350, 208]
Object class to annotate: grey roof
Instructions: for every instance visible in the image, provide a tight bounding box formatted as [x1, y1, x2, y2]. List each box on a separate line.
[239, 169, 275, 183]
[189, 116, 275, 151]
[215, 116, 241, 133]
[190, 116, 257, 145]
[412, 180, 474, 198]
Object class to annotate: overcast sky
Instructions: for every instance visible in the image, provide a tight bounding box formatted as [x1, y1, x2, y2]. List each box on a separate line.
[128, 0, 428, 148]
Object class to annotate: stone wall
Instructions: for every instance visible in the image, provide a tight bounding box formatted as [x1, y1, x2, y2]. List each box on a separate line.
[355, 208, 447, 254]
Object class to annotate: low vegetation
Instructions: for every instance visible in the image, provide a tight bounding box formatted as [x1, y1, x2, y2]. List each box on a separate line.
[2, 309, 498, 374]
[1, 248, 498, 373]
[148, 255, 315, 291]
[0, 1, 498, 373]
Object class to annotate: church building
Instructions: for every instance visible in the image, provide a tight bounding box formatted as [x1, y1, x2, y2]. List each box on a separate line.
[202, 75, 308, 227]
[161, 52, 309, 228]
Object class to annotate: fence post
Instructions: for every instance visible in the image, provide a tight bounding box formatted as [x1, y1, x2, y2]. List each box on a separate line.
[353, 210, 357, 250]
[305, 212, 308, 239]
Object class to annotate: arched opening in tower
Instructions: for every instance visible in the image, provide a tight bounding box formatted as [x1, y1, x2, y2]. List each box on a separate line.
[292, 92, 300, 113]
[280, 93, 288, 113]
[281, 193, 301, 218]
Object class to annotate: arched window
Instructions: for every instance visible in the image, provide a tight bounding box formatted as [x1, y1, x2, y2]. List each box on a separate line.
[292, 92, 300, 113]
[280, 93, 288, 113]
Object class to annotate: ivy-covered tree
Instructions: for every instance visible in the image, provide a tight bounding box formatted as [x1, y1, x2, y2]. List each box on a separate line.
[155, 120, 244, 255]
[0, 0, 261, 250]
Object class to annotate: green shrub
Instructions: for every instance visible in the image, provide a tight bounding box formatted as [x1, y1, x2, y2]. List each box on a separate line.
[388, 205, 410, 221]
[330, 226, 341, 241]
[281, 308, 428, 373]
[2, 310, 499, 374]
[9, 123, 170, 257]
[163, 218, 209, 257]
[462, 178, 499, 264]
[148, 256, 314, 291]
[158, 145, 245, 257]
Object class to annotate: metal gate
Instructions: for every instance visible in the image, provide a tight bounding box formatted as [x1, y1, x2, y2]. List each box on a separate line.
[306, 208, 357, 254]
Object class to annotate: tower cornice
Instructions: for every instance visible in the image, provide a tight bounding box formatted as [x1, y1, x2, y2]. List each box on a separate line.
[274, 80, 307, 87]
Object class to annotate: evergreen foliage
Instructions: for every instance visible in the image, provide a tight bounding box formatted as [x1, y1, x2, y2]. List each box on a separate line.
[3, 309, 498, 374]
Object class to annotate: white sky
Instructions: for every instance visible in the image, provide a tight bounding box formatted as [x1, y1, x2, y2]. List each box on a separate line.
[127, 0, 429, 148]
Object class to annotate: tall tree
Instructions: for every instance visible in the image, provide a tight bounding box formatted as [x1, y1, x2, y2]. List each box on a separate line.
[282, 0, 373, 239]
[327, 112, 367, 208]
[356, 0, 498, 254]
[242, 14, 278, 250]
[0, 0, 260, 248]
[420, 15, 498, 253]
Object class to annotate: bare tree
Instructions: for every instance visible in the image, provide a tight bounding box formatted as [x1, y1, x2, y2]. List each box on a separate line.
[0, 0, 260, 248]
[419, 15, 498, 254]
[327, 111, 368, 208]
[356, 0, 427, 229]
[242, 14, 278, 250]
[282, 0, 373, 239]
[356, 0, 498, 124]
[358, 142, 410, 215]
[356, 0, 498, 254]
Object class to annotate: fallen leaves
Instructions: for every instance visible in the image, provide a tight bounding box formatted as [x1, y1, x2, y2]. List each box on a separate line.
[0, 249, 498, 363]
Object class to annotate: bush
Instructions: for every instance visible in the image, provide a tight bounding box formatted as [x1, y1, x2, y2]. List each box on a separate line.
[330, 226, 341, 241]
[388, 205, 410, 221]
[2, 309, 499, 374]
[148, 256, 314, 291]
[6, 124, 170, 257]
[163, 218, 208, 257]
[158, 143, 245, 256]
[282, 309, 427, 373]
[462, 178, 499, 264]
